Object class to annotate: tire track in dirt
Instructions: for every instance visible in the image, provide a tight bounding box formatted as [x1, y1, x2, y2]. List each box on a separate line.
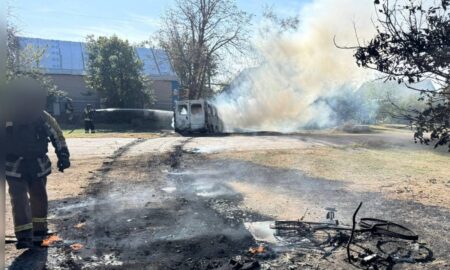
[44, 136, 201, 269]
[70, 136, 258, 269]
[6, 138, 151, 270]
[44, 138, 152, 270]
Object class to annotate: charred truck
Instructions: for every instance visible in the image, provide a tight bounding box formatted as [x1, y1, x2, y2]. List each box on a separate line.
[174, 99, 224, 134]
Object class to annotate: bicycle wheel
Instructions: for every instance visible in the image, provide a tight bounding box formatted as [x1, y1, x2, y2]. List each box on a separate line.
[377, 240, 433, 263]
[272, 221, 333, 247]
[359, 218, 418, 241]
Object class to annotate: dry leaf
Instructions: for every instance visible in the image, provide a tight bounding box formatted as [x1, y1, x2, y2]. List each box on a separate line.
[74, 222, 86, 229]
[41, 235, 62, 247]
[70, 243, 84, 251]
[249, 245, 265, 254]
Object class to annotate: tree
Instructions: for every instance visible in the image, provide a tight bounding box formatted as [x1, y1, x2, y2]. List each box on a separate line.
[349, 0, 450, 151]
[6, 18, 65, 103]
[159, 0, 251, 99]
[85, 35, 154, 108]
[260, 6, 300, 34]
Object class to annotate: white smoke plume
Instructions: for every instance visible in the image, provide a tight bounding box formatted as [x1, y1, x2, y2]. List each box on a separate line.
[213, 0, 377, 132]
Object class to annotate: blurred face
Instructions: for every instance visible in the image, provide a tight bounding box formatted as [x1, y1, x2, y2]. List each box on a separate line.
[6, 78, 47, 123]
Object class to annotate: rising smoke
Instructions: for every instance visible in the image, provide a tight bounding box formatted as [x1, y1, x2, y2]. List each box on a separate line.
[213, 0, 377, 132]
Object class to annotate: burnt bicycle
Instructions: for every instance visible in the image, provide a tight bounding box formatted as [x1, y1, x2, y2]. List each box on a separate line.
[270, 202, 431, 265]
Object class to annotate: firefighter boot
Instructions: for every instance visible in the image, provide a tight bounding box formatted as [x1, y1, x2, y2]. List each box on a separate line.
[15, 229, 33, 249]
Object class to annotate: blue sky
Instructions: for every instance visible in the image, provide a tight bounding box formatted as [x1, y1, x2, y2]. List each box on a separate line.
[9, 0, 312, 43]
[9, 0, 312, 42]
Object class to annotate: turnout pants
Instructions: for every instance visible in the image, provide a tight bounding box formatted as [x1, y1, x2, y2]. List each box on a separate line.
[6, 176, 48, 240]
[84, 120, 95, 133]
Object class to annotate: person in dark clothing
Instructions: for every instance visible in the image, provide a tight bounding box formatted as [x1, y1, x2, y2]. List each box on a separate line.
[64, 97, 74, 122]
[5, 77, 71, 249]
[84, 104, 95, 133]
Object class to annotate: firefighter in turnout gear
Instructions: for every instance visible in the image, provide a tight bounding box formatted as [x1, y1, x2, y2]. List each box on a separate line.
[5, 77, 71, 249]
[84, 104, 95, 133]
[64, 97, 74, 122]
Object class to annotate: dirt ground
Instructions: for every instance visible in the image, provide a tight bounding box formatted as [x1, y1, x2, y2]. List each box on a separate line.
[4, 128, 450, 269]
[5, 138, 135, 266]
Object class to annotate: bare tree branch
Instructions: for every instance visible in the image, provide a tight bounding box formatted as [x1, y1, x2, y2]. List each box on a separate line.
[159, 0, 251, 99]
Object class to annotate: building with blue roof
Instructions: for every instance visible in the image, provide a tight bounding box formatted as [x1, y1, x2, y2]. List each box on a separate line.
[18, 37, 179, 114]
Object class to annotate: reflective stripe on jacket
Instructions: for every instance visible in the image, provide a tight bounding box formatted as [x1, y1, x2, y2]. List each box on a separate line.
[5, 111, 69, 179]
[84, 108, 94, 121]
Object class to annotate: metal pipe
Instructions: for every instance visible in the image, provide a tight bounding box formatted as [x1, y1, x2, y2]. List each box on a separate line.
[347, 202, 363, 263]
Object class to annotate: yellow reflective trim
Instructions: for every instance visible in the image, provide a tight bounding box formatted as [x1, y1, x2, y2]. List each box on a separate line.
[6, 157, 23, 178]
[37, 167, 51, 177]
[15, 223, 33, 232]
[6, 171, 21, 178]
[32, 217, 47, 223]
[44, 111, 66, 151]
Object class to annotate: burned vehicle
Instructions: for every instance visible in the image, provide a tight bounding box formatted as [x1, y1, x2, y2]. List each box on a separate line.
[174, 99, 224, 134]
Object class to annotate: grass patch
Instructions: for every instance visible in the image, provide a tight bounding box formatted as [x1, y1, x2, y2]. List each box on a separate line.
[221, 146, 447, 183]
[62, 123, 168, 138]
[214, 145, 450, 208]
[369, 124, 410, 132]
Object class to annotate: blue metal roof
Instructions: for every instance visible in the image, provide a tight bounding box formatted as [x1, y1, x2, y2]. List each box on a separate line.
[18, 37, 177, 78]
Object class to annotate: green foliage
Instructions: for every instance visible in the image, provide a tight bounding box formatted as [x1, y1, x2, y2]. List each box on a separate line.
[358, 81, 427, 124]
[6, 23, 65, 102]
[85, 35, 154, 108]
[353, 0, 450, 151]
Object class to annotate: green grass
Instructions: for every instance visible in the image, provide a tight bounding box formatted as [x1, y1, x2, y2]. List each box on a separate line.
[61, 123, 167, 138]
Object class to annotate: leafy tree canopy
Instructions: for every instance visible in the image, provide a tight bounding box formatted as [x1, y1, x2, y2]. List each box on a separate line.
[85, 35, 154, 108]
[352, 0, 450, 151]
[6, 21, 65, 103]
